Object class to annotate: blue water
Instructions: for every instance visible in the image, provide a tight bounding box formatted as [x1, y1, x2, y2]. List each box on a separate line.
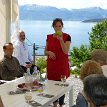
[20, 20, 95, 55]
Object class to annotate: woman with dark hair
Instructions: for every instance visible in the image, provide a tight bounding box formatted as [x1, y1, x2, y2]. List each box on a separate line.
[44, 18, 71, 107]
[83, 74, 107, 107]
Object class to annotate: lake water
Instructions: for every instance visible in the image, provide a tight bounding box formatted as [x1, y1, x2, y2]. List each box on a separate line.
[20, 20, 95, 55]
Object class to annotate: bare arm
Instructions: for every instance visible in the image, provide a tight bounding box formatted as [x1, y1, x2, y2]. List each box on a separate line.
[56, 36, 71, 54]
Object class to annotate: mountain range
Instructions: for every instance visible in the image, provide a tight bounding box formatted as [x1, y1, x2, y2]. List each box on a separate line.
[19, 4, 107, 21]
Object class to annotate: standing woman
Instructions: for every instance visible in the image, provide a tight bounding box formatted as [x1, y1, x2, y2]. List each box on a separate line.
[44, 18, 71, 107]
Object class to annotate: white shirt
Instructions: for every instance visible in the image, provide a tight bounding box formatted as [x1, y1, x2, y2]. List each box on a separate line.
[13, 40, 33, 67]
[102, 65, 107, 77]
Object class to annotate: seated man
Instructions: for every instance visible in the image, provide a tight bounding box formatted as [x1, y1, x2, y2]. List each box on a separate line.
[13, 30, 39, 74]
[83, 74, 107, 107]
[0, 43, 24, 81]
[91, 49, 107, 77]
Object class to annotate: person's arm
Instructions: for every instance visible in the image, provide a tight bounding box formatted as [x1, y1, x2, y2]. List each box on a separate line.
[15, 58, 25, 76]
[60, 40, 70, 54]
[75, 92, 88, 107]
[24, 42, 33, 63]
[14, 45, 27, 67]
[28, 50, 33, 63]
[56, 35, 71, 54]
[44, 42, 56, 60]
[0, 63, 15, 81]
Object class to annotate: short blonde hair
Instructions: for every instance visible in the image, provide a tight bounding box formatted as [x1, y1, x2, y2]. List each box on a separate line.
[80, 60, 103, 80]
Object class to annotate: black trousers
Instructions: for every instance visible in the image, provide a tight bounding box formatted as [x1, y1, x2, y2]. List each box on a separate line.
[54, 94, 65, 105]
[54, 80, 65, 105]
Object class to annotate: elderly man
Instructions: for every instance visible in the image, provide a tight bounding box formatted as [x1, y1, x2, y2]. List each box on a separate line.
[13, 30, 38, 74]
[91, 49, 107, 77]
[0, 43, 24, 81]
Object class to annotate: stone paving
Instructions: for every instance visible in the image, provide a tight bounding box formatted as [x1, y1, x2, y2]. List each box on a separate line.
[64, 75, 83, 107]
[48, 75, 83, 107]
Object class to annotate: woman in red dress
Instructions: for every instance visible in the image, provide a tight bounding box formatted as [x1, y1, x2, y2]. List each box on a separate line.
[44, 18, 71, 107]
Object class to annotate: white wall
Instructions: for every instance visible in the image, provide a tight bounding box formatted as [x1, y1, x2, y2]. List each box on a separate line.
[0, 0, 17, 59]
[0, 0, 18, 60]
[0, 0, 7, 60]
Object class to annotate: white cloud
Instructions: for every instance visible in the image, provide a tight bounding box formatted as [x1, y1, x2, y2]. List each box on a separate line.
[91, 0, 107, 9]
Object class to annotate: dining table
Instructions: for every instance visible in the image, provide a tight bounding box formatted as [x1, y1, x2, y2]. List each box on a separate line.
[0, 77, 74, 107]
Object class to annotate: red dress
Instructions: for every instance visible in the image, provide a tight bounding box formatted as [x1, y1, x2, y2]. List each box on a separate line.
[46, 33, 70, 80]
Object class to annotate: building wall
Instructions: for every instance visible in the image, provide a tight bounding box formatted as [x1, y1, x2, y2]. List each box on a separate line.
[0, 0, 7, 59]
[0, 0, 19, 60]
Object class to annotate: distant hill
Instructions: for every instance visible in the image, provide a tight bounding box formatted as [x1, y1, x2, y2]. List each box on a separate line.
[82, 18, 107, 22]
[19, 4, 107, 21]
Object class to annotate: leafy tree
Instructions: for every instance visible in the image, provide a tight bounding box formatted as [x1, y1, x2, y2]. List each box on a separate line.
[69, 44, 91, 68]
[69, 20, 107, 76]
[89, 20, 107, 50]
[36, 57, 47, 73]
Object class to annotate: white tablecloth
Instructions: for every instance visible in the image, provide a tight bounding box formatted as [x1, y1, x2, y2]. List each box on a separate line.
[0, 77, 73, 107]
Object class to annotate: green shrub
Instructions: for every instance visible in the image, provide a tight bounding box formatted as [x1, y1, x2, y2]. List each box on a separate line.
[89, 19, 107, 50]
[69, 20, 107, 77]
[70, 67, 80, 77]
[36, 57, 47, 73]
[69, 44, 91, 68]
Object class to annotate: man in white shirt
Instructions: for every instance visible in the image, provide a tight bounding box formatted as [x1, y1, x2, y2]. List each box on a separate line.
[91, 49, 107, 77]
[14, 30, 34, 74]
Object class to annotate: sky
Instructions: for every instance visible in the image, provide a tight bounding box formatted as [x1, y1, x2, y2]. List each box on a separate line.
[18, 0, 107, 9]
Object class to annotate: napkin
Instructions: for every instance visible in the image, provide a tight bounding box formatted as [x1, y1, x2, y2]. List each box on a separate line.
[29, 100, 42, 107]
[54, 83, 69, 87]
[8, 90, 26, 95]
[37, 93, 54, 98]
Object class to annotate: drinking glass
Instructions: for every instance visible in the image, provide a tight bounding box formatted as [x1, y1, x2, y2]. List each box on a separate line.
[38, 84, 45, 96]
[38, 86, 44, 93]
[36, 71, 40, 81]
[24, 73, 33, 91]
[61, 75, 66, 83]
[32, 72, 37, 81]
[24, 91, 32, 106]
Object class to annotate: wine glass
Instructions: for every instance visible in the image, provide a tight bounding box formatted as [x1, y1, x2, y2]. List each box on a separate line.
[24, 91, 32, 106]
[61, 75, 66, 83]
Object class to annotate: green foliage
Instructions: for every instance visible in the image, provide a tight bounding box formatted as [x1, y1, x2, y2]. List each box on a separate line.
[35, 20, 107, 77]
[89, 19, 107, 50]
[70, 20, 107, 76]
[36, 57, 47, 73]
[69, 44, 91, 68]
[70, 67, 80, 77]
